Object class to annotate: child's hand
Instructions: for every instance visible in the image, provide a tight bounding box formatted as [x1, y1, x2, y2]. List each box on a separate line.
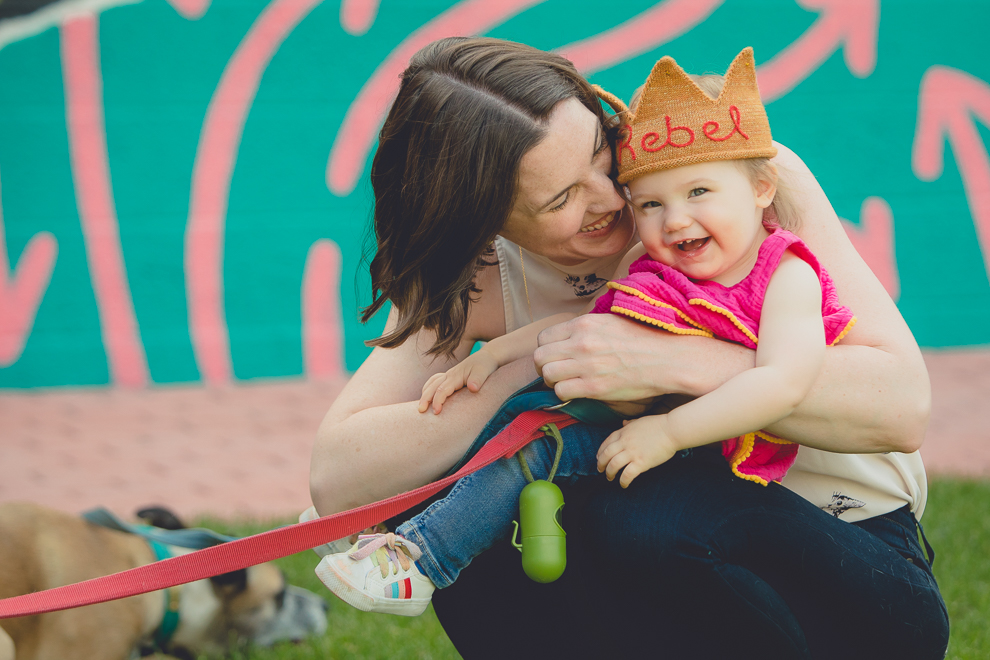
[597, 415, 681, 488]
[418, 350, 501, 414]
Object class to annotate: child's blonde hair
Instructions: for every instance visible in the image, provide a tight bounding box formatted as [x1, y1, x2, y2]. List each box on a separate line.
[628, 74, 799, 231]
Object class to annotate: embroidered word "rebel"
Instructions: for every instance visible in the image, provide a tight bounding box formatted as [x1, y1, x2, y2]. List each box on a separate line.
[618, 105, 750, 164]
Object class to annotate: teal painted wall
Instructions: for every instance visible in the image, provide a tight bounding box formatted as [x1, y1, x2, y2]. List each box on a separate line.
[0, 0, 986, 388]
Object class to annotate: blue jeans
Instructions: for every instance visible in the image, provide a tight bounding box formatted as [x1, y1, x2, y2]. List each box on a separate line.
[396, 393, 617, 588]
[429, 380, 949, 660]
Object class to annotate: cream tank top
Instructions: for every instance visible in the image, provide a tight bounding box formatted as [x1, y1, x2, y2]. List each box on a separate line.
[493, 235, 929, 523]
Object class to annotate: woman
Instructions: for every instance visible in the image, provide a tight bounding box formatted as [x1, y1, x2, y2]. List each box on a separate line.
[309, 37, 947, 658]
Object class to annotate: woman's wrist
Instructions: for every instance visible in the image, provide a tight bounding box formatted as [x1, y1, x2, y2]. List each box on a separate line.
[630, 331, 755, 399]
[535, 314, 756, 401]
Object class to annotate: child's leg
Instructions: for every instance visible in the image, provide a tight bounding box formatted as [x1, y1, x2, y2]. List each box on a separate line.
[397, 421, 611, 589]
[315, 419, 613, 616]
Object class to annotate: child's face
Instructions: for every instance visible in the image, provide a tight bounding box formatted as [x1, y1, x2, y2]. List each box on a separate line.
[626, 160, 775, 286]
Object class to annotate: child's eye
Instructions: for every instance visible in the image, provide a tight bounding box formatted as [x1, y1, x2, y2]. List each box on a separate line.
[641, 201, 661, 209]
[689, 187, 708, 197]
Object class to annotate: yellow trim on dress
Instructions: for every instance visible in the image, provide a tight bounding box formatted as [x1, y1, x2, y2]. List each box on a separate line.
[755, 430, 792, 445]
[727, 431, 795, 486]
[727, 433, 768, 486]
[608, 282, 712, 332]
[610, 307, 714, 337]
[829, 316, 857, 346]
[687, 298, 759, 345]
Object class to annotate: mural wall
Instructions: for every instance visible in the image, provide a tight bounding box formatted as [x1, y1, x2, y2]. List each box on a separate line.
[0, 0, 987, 388]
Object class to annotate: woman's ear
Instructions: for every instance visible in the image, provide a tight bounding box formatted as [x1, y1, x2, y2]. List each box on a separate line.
[753, 162, 778, 209]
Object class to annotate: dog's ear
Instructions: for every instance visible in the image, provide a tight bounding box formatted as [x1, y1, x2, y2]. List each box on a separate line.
[135, 506, 186, 530]
[210, 569, 248, 598]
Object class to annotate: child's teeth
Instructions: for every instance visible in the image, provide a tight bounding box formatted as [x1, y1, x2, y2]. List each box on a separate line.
[677, 238, 706, 251]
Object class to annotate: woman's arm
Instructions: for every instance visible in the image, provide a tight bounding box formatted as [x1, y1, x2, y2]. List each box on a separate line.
[310, 264, 538, 515]
[535, 144, 930, 454]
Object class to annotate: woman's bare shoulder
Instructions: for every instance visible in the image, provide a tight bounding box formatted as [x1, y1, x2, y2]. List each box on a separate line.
[465, 257, 508, 342]
[772, 142, 914, 349]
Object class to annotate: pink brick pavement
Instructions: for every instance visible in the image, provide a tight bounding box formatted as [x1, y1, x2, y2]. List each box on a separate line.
[1, 349, 988, 520]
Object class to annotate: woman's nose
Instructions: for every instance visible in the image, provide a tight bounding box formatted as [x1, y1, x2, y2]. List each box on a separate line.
[586, 173, 625, 214]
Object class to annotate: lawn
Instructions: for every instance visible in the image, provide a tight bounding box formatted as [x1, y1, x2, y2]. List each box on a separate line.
[181, 477, 990, 660]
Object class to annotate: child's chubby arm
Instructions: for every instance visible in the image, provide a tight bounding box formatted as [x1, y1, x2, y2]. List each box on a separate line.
[416, 249, 645, 416]
[419, 244, 647, 415]
[597, 253, 826, 487]
[418, 312, 577, 414]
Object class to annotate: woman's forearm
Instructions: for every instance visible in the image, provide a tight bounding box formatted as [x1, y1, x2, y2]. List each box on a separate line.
[310, 357, 538, 514]
[764, 342, 929, 453]
[664, 337, 929, 452]
[535, 315, 929, 454]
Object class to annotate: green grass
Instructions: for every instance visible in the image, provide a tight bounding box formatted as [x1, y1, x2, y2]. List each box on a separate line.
[182, 477, 990, 659]
[924, 479, 990, 660]
[185, 516, 461, 660]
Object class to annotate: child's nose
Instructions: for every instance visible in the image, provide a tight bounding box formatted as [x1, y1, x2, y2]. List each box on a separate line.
[663, 208, 692, 233]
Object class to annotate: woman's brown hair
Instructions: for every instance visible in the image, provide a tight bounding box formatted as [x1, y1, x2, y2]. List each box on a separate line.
[363, 37, 613, 357]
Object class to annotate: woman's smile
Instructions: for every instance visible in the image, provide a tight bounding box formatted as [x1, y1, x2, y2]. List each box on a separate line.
[579, 211, 620, 234]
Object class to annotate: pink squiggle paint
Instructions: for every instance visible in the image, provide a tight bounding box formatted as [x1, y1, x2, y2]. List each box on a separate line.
[61, 15, 149, 388]
[166, 0, 211, 20]
[326, 0, 546, 196]
[0, 171, 58, 367]
[340, 0, 379, 36]
[186, 0, 324, 385]
[756, 0, 879, 103]
[841, 197, 899, 301]
[913, 65, 990, 279]
[302, 239, 344, 380]
[556, 0, 724, 75]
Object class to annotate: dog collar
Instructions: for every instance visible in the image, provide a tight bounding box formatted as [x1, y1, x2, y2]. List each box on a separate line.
[147, 539, 181, 650]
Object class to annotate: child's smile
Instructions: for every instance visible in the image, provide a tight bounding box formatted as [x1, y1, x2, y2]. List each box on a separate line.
[626, 161, 776, 287]
[672, 237, 711, 254]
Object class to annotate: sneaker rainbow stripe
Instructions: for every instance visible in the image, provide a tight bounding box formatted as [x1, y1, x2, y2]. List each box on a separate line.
[386, 578, 412, 599]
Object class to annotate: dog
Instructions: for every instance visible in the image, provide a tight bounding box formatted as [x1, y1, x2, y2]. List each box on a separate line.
[0, 502, 328, 660]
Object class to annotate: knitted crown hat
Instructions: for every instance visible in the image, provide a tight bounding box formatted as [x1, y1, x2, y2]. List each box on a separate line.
[595, 48, 776, 184]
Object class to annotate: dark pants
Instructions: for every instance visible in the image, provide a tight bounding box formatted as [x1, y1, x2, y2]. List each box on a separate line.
[430, 384, 949, 660]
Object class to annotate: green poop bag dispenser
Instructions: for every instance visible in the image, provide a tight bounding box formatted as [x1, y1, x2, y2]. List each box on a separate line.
[510, 423, 566, 583]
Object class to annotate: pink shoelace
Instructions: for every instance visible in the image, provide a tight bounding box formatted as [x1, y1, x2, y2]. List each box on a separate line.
[349, 533, 423, 579]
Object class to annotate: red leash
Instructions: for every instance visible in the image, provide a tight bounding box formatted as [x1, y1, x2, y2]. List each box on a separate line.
[0, 410, 576, 619]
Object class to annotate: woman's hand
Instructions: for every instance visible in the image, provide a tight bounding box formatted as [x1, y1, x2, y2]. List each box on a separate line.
[597, 415, 680, 488]
[534, 314, 752, 402]
[418, 349, 501, 414]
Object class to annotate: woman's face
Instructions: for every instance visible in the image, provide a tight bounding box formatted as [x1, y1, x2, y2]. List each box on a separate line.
[500, 98, 634, 266]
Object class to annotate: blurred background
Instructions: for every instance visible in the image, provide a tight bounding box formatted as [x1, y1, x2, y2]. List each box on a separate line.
[1, 0, 988, 520]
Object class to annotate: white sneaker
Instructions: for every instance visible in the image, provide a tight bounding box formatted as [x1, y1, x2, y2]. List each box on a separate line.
[315, 533, 436, 616]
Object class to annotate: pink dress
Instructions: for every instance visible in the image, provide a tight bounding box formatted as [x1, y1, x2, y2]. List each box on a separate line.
[590, 227, 856, 486]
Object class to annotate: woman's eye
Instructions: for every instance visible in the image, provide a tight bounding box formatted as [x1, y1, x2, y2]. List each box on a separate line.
[689, 187, 708, 197]
[549, 194, 570, 212]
